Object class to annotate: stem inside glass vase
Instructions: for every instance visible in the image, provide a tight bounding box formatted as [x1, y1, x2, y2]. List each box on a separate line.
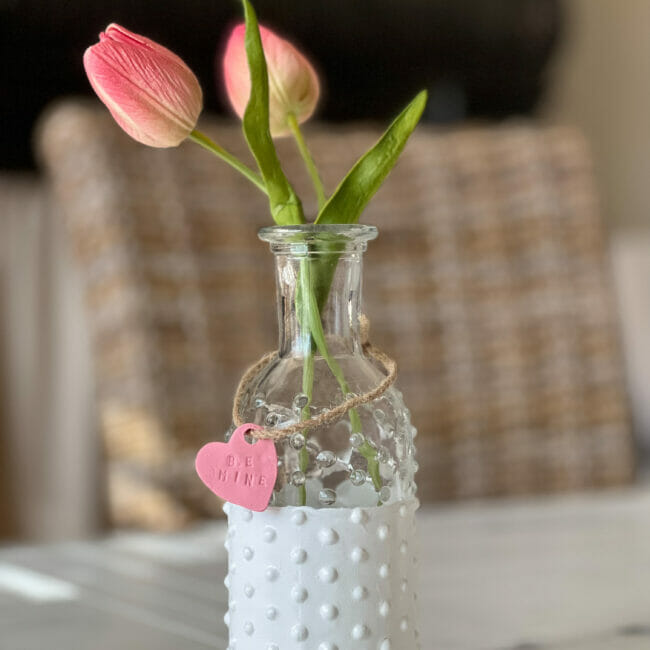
[297, 257, 381, 505]
[257, 224, 390, 507]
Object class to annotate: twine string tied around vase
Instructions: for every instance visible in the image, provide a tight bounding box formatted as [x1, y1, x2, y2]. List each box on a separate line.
[232, 315, 397, 440]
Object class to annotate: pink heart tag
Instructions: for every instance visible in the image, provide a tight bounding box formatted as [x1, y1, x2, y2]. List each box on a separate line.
[195, 424, 277, 512]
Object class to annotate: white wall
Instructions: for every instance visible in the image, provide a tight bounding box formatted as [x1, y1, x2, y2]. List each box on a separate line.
[542, 0, 650, 230]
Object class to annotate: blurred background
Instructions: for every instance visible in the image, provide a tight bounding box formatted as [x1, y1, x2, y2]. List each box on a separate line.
[1, 0, 649, 542]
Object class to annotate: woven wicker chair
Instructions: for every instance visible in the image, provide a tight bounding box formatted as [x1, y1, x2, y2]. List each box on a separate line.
[37, 100, 634, 530]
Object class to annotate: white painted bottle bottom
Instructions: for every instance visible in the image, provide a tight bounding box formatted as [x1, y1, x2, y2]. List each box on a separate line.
[224, 498, 420, 650]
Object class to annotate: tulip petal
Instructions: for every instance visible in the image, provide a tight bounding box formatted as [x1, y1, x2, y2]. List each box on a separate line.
[223, 21, 319, 138]
[84, 24, 202, 147]
[223, 24, 251, 121]
[260, 26, 319, 136]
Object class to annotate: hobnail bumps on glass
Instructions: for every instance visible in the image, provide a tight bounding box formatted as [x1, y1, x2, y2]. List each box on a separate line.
[289, 433, 305, 450]
[290, 471, 306, 486]
[316, 450, 336, 468]
[350, 469, 367, 486]
[292, 393, 309, 410]
[224, 500, 419, 650]
[245, 388, 416, 507]
[349, 432, 365, 448]
[318, 488, 337, 506]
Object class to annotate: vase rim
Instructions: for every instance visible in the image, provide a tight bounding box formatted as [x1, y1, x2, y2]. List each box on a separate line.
[258, 224, 378, 245]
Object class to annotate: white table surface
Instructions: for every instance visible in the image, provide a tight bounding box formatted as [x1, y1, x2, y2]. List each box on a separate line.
[1, 488, 649, 650]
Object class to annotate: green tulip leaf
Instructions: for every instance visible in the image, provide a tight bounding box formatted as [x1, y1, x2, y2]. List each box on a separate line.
[315, 90, 427, 225]
[241, 0, 304, 225]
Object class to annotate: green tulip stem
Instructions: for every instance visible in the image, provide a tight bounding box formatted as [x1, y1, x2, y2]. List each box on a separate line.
[297, 260, 315, 506]
[189, 129, 268, 195]
[297, 345, 314, 507]
[287, 113, 327, 210]
[299, 258, 382, 493]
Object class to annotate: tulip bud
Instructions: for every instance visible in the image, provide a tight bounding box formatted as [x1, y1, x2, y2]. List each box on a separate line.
[84, 24, 203, 147]
[223, 24, 320, 138]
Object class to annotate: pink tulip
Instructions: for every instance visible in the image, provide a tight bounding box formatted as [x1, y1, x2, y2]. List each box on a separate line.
[223, 24, 320, 138]
[84, 24, 203, 147]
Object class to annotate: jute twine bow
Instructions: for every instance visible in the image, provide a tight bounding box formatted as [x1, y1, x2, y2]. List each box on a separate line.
[232, 315, 397, 440]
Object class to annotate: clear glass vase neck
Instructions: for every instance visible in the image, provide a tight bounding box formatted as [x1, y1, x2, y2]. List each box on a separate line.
[259, 225, 378, 360]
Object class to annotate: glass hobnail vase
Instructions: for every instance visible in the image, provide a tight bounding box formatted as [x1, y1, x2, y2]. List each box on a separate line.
[224, 224, 419, 650]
